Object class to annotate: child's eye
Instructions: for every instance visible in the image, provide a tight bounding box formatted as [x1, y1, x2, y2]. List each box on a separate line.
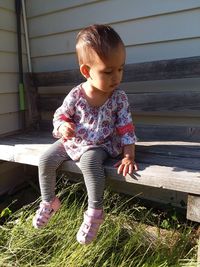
[104, 71, 112, 74]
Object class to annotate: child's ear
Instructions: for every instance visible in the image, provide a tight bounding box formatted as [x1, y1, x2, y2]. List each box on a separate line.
[80, 64, 90, 78]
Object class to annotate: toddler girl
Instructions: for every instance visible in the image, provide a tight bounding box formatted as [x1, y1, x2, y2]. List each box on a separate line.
[33, 24, 138, 245]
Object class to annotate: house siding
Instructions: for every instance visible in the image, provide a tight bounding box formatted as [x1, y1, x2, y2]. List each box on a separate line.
[25, 0, 200, 128]
[25, 0, 200, 71]
[0, 0, 27, 136]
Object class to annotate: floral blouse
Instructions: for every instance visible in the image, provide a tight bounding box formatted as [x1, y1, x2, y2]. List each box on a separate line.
[53, 84, 137, 161]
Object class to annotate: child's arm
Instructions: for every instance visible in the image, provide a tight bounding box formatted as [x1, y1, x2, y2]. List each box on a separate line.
[53, 88, 77, 139]
[114, 144, 138, 177]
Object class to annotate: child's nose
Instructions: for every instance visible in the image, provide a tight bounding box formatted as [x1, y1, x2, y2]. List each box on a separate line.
[112, 72, 121, 83]
[112, 71, 120, 82]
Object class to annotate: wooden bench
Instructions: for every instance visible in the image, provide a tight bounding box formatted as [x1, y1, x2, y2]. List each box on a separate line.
[0, 56, 200, 225]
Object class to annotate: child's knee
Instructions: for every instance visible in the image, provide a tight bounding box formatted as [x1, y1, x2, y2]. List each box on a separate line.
[81, 148, 107, 163]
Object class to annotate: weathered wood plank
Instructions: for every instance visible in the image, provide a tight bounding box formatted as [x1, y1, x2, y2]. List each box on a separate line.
[108, 179, 187, 209]
[7, 140, 199, 171]
[137, 142, 200, 170]
[0, 145, 14, 161]
[123, 56, 200, 82]
[30, 56, 200, 87]
[136, 125, 200, 142]
[38, 119, 200, 142]
[30, 70, 84, 87]
[0, 131, 54, 145]
[138, 141, 200, 156]
[14, 144, 52, 165]
[24, 73, 40, 128]
[0, 131, 200, 208]
[1, 131, 199, 168]
[38, 90, 200, 118]
[0, 132, 200, 170]
[127, 91, 200, 117]
[61, 160, 200, 195]
[187, 194, 200, 222]
[2, 142, 200, 195]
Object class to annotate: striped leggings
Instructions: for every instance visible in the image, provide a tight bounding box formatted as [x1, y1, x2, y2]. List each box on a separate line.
[38, 140, 109, 209]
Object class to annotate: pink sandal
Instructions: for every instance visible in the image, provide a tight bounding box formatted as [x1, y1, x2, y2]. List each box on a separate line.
[76, 211, 104, 245]
[32, 197, 61, 229]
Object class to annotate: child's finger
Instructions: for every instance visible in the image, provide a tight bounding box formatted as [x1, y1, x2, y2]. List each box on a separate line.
[128, 164, 133, 174]
[134, 162, 139, 171]
[123, 164, 129, 177]
[117, 164, 124, 174]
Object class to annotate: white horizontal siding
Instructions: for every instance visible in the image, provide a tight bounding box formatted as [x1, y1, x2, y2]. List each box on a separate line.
[32, 53, 76, 72]
[115, 9, 200, 46]
[0, 1, 27, 136]
[27, 0, 200, 37]
[125, 38, 200, 64]
[25, 0, 97, 18]
[24, 0, 200, 130]
[0, 1, 15, 11]
[0, 112, 21, 136]
[30, 9, 200, 57]
[0, 30, 26, 53]
[0, 52, 27, 74]
[0, 93, 19, 114]
[25, 0, 200, 72]
[0, 73, 18, 93]
[0, 5, 16, 32]
[32, 37, 200, 72]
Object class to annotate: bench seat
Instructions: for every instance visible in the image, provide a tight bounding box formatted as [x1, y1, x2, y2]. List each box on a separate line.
[0, 130, 199, 197]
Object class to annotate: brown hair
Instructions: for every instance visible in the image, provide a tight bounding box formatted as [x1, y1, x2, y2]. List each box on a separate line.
[76, 24, 124, 65]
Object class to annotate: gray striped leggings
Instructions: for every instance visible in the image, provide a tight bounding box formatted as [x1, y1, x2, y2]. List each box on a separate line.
[38, 140, 109, 209]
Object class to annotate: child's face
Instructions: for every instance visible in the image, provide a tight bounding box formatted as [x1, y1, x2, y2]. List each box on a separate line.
[87, 45, 125, 93]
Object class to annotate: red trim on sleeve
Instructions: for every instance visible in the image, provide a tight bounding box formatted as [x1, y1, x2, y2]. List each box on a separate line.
[117, 123, 135, 135]
[59, 114, 73, 123]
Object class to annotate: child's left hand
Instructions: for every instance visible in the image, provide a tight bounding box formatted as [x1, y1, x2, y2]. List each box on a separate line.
[114, 158, 138, 177]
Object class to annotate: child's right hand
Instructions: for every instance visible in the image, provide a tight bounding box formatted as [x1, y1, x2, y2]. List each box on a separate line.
[58, 121, 75, 139]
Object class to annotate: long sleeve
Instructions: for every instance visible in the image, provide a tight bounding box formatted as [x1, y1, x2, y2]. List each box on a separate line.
[52, 89, 76, 138]
[115, 90, 137, 145]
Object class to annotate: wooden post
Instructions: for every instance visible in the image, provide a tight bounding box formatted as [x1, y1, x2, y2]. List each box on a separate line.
[187, 194, 200, 264]
[198, 235, 200, 266]
[187, 194, 200, 223]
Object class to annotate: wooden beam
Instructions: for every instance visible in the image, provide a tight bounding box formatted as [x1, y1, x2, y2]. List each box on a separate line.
[187, 194, 200, 223]
[38, 90, 200, 118]
[123, 56, 200, 82]
[0, 131, 200, 195]
[61, 160, 200, 195]
[39, 118, 200, 142]
[29, 56, 200, 87]
[136, 125, 200, 142]
[30, 69, 84, 87]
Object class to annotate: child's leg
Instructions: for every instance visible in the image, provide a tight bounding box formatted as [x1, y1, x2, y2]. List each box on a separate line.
[77, 148, 108, 244]
[39, 139, 69, 202]
[33, 139, 69, 228]
[80, 147, 108, 209]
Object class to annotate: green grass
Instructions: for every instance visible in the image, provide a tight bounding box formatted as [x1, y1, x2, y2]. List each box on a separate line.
[0, 181, 198, 267]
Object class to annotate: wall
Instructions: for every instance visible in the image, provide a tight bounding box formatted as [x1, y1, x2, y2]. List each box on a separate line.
[0, 0, 27, 136]
[26, 0, 200, 128]
[25, 0, 200, 72]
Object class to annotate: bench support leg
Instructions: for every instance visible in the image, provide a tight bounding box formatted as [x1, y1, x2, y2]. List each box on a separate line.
[187, 194, 200, 264]
[198, 236, 200, 266]
[187, 194, 200, 223]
